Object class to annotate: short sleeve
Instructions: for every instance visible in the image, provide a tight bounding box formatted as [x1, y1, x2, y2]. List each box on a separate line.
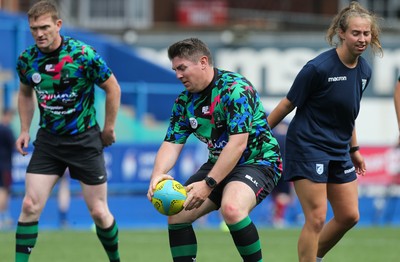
[287, 63, 319, 108]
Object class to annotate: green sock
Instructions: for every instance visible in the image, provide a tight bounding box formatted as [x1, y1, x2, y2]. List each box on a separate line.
[96, 220, 120, 262]
[168, 223, 197, 262]
[228, 216, 262, 262]
[15, 221, 38, 262]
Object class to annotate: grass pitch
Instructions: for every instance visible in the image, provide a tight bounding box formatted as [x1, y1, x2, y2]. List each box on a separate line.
[1, 226, 399, 261]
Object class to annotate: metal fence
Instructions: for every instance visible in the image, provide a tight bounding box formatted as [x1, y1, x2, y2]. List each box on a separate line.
[58, 0, 153, 30]
[3, 0, 400, 31]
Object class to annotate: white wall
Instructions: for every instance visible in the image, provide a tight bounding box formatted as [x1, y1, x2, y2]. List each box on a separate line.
[263, 97, 398, 146]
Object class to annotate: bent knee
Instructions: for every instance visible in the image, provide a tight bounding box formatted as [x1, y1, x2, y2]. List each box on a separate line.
[337, 211, 360, 228]
[220, 203, 245, 224]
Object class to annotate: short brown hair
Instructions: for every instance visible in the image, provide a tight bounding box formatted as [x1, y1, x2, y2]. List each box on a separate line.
[27, 0, 60, 22]
[168, 38, 213, 65]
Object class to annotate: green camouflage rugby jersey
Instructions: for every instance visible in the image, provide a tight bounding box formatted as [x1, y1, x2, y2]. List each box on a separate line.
[16, 36, 112, 135]
[165, 68, 282, 180]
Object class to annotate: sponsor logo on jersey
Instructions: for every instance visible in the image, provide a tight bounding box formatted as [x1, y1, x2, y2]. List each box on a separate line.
[36, 91, 78, 102]
[45, 64, 56, 72]
[316, 164, 324, 175]
[202, 106, 210, 115]
[328, 76, 347, 82]
[210, 140, 227, 149]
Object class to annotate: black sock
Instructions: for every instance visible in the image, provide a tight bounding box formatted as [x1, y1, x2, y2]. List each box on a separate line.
[168, 223, 197, 262]
[228, 216, 262, 261]
[96, 219, 120, 262]
[15, 221, 39, 262]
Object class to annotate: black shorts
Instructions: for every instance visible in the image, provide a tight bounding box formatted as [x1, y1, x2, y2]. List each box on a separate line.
[27, 125, 107, 185]
[184, 162, 277, 208]
[272, 177, 291, 195]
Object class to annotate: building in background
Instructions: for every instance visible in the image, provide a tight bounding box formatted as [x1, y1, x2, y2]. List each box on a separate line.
[2, 1, 400, 34]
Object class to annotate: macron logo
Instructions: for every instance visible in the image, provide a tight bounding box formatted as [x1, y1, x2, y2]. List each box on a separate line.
[328, 76, 347, 82]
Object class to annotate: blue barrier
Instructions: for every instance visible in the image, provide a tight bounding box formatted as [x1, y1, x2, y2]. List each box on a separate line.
[9, 143, 400, 229]
[11, 143, 205, 194]
[8, 190, 400, 229]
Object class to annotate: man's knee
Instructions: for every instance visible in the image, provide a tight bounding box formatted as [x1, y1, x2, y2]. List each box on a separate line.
[21, 196, 42, 219]
[220, 203, 245, 224]
[89, 204, 112, 226]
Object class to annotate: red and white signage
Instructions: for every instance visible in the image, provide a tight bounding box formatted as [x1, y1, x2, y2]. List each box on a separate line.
[177, 0, 228, 26]
[359, 146, 400, 185]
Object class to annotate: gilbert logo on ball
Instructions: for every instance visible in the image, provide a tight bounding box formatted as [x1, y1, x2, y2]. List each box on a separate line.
[151, 180, 187, 216]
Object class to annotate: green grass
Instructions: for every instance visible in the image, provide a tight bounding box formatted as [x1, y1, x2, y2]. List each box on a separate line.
[1, 227, 399, 261]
